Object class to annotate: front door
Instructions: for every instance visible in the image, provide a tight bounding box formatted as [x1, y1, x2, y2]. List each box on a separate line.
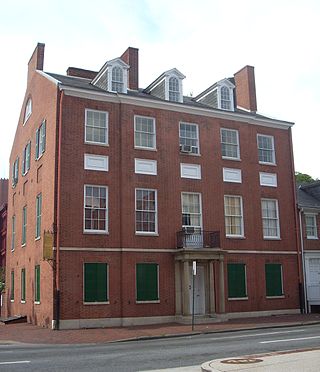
[189, 265, 205, 314]
[306, 258, 320, 303]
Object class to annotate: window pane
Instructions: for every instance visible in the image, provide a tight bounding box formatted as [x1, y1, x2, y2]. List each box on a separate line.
[221, 129, 239, 158]
[85, 110, 108, 144]
[135, 189, 157, 233]
[84, 186, 108, 232]
[181, 193, 201, 228]
[224, 196, 243, 236]
[179, 123, 199, 154]
[134, 117, 155, 149]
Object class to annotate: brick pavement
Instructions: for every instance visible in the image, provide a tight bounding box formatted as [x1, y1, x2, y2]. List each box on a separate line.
[0, 314, 319, 345]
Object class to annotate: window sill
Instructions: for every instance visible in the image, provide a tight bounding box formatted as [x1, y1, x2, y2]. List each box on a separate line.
[222, 156, 241, 161]
[10, 300, 14, 303]
[307, 237, 318, 240]
[228, 297, 248, 301]
[266, 295, 285, 299]
[136, 300, 160, 304]
[259, 161, 277, 166]
[21, 243, 26, 248]
[21, 300, 26, 304]
[226, 235, 246, 239]
[134, 146, 157, 151]
[263, 237, 281, 240]
[135, 232, 159, 236]
[83, 230, 109, 235]
[83, 301, 110, 305]
[35, 153, 44, 161]
[180, 152, 201, 156]
[35, 236, 41, 241]
[34, 301, 41, 305]
[85, 141, 109, 147]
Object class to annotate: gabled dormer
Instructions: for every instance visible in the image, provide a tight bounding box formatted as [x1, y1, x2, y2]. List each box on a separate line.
[194, 78, 235, 111]
[92, 57, 129, 94]
[144, 68, 185, 103]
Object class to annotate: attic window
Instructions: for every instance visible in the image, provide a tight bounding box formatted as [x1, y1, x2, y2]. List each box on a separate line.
[111, 66, 124, 93]
[169, 77, 180, 102]
[221, 86, 231, 110]
[23, 98, 32, 125]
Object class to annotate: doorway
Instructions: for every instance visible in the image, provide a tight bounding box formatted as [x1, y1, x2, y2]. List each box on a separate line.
[189, 265, 205, 314]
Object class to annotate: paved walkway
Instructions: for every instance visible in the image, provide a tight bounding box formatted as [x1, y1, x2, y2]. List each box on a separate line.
[0, 313, 319, 345]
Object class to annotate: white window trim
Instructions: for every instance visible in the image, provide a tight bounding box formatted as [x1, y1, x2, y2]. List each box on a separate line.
[83, 262, 109, 305]
[305, 213, 318, 239]
[218, 85, 234, 111]
[84, 154, 109, 172]
[257, 134, 276, 165]
[135, 263, 160, 303]
[223, 168, 242, 183]
[83, 185, 109, 234]
[259, 172, 277, 187]
[108, 63, 128, 94]
[134, 158, 157, 175]
[135, 188, 158, 235]
[261, 198, 280, 239]
[84, 109, 109, 146]
[134, 115, 156, 150]
[180, 163, 201, 179]
[165, 74, 183, 103]
[221, 128, 240, 160]
[23, 98, 32, 125]
[224, 195, 244, 238]
[179, 122, 200, 155]
[181, 192, 203, 230]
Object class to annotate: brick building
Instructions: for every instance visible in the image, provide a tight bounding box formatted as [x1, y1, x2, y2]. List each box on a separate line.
[0, 178, 8, 316]
[297, 181, 320, 313]
[5, 43, 301, 329]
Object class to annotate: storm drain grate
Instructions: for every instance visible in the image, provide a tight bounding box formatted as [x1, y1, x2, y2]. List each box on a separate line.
[220, 358, 263, 364]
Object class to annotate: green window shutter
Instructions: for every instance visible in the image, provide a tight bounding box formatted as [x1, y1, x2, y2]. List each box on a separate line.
[22, 147, 25, 175]
[265, 263, 283, 297]
[21, 268, 26, 302]
[11, 271, 14, 301]
[22, 206, 27, 245]
[136, 263, 159, 301]
[36, 194, 42, 238]
[26, 141, 31, 171]
[84, 263, 108, 302]
[35, 129, 39, 159]
[35, 265, 40, 302]
[227, 263, 247, 298]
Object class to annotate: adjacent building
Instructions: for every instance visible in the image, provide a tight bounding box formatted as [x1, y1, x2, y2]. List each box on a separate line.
[0, 178, 8, 316]
[5, 43, 301, 329]
[297, 181, 320, 313]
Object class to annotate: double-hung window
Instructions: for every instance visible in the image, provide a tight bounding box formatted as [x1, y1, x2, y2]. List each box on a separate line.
[35, 120, 46, 159]
[24, 98, 32, 124]
[134, 116, 156, 149]
[181, 192, 202, 229]
[84, 263, 108, 303]
[135, 189, 157, 234]
[224, 195, 244, 237]
[11, 215, 16, 251]
[169, 77, 180, 102]
[85, 110, 108, 145]
[265, 263, 283, 297]
[261, 199, 280, 239]
[227, 263, 247, 299]
[12, 157, 19, 187]
[257, 134, 275, 164]
[84, 185, 108, 233]
[305, 214, 318, 239]
[111, 66, 124, 93]
[136, 263, 159, 302]
[179, 122, 199, 154]
[220, 86, 231, 110]
[22, 141, 31, 175]
[21, 268, 26, 302]
[22, 206, 27, 246]
[221, 128, 240, 159]
[35, 265, 40, 303]
[35, 193, 42, 239]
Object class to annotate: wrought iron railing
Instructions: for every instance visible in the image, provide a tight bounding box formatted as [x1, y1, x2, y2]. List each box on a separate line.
[176, 230, 220, 249]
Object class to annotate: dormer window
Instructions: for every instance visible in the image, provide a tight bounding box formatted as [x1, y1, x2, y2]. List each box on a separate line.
[111, 66, 124, 93]
[169, 77, 180, 102]
[23, 98, 32, 125]
[92, 58, 129, 94]
[144, 68, 185, 103]
[195, 79, 235, 111]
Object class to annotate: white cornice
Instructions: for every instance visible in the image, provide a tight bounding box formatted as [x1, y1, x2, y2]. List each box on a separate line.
[60, 85, 294, 129]
[37, 70, 60, 85]
[227, 250, 297, 255]
[58, 246, 176, 253]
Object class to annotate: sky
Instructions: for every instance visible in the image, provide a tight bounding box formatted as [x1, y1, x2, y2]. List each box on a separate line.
[0, 0, 320, 179]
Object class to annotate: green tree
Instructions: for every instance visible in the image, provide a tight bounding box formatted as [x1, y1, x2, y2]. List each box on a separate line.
[295, 172, 317, 184]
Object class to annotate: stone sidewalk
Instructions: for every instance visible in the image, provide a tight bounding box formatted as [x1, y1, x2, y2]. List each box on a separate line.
[0, 313, 320, 345]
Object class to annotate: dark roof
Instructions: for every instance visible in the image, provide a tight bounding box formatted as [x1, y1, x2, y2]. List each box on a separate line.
[45, 72, 290, 123]
[297, 182, 320, 209]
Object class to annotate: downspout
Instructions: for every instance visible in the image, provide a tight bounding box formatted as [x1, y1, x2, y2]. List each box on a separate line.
[288, 128, 304, 313]
[299, 208, 308, 313]
[54, 89, 64, 330]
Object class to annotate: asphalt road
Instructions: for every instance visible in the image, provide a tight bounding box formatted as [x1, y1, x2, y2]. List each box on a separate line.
[0, 324, 320, 371]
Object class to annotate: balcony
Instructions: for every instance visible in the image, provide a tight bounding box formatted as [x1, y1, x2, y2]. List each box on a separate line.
[176, 230, 220, 249]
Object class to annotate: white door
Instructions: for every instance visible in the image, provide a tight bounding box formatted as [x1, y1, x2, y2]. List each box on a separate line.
[189, 265, 205, 314]
[307, 258, 320, 301]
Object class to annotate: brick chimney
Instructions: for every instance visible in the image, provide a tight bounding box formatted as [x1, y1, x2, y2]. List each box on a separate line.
[66, 67, 98, 80]
[28, 43, 45, 84]
[120, 47, 139, 90]
[0, 179, 8, 206]
[234, 65, 257, 112]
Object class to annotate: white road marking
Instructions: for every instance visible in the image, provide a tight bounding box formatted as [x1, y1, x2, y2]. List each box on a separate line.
[260, 335, 320, 344]
[0, 361, 31, 365]
[210, 329, 306, 340]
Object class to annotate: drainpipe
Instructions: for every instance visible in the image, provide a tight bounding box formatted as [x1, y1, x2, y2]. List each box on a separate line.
[299, 208, 308, 313]
[54, 89, 64, 330]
